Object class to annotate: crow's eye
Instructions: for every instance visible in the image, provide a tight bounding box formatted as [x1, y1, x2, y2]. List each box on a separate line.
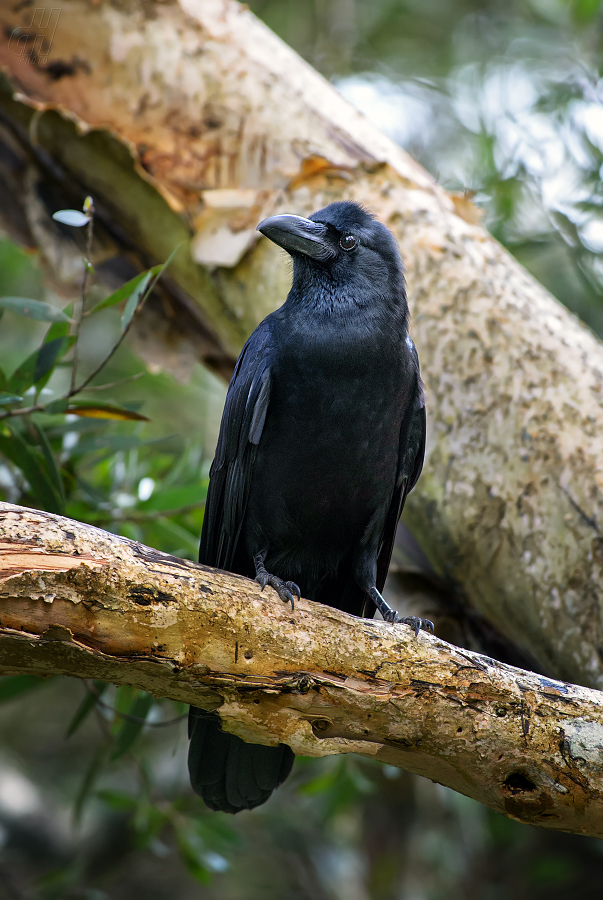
[339, 234, 358, 251]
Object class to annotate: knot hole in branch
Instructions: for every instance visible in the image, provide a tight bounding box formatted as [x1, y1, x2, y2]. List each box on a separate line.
[503, 772, 536, 795]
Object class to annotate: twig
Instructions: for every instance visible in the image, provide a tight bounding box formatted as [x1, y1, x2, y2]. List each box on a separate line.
[67, 257, 170, 398]
[84, 681, 186, 727]
[0, 262, 162, 421]
[82, 372, 146, 392]
[70, 200, 95, 393]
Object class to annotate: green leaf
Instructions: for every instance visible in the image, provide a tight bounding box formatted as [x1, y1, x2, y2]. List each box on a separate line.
[121, 272, 153, 331]
[45, 318, 72, 343]
[53, 209, 91, 227]
[0, 296, 72, 322]
[65, 402, 150, 422]
[8, 350, 40, 395]
[45, 398, 69, 415]
[132, 801, 168, 849]
[0, 422, 64, 514]
[0, 674, 54, 702]
[112, 685, 137, 720]
[66, 681, 108, 738]
[0, 367, 7, 392]
[143, 516, 199, 559]
[73, 433, 147, 455]
[120, 245, 180, 331]
[175, 822, 214, 884]
[33, 422, 66, 509]
[35, 337, 76, 388]
[8, 336, 75, 394]
[141, 483, 207, 512]
[0, 392, 23, 406]
[110, 690, 154, 760]
[96, 790, 138, 811]
[88, 268, 161, 316]
[571, 0, 603, 22]
[74, 745, 108, 823]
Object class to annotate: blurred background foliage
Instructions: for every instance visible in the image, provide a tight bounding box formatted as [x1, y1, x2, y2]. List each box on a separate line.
[2, 0, 603, 897]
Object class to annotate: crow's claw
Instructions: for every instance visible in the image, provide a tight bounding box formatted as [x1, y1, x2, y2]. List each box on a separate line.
[399, 616, 435, 637]
[286, 581, 301, 604]
[256, 570, 268, 591]
[254, 561, 299, 611]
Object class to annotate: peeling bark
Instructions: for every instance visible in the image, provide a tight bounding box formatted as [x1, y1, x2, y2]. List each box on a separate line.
[1, 0, 603, 691]
[2, 502, 603, 838]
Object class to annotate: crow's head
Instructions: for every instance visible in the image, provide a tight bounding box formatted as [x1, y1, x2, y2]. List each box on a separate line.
[257, 201, 406, 309]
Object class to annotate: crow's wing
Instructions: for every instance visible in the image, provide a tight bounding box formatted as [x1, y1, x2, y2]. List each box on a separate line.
[191, 319, 292, 813]
[375, 338, 426, 595]
[199, 319, 273, 570]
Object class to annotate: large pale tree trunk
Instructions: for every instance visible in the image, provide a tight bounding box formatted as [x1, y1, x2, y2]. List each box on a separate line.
[0, 0, 602, 691]
[3, 502, 603, 838]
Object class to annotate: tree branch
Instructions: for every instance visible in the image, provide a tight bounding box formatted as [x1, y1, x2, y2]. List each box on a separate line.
[1, 502, 603, 837]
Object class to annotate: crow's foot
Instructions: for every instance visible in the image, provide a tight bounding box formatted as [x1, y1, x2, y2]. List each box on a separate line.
[398, 615, 435, 637]
[254, 554, 300, 611]
[367, 588, 434, 636]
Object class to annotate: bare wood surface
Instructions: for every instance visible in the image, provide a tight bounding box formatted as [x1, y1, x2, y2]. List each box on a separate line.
[1, 0, 603, 689]
[1, 502, 603, 837]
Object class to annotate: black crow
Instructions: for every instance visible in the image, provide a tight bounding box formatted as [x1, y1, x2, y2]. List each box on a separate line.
[188, 201, 430, 813]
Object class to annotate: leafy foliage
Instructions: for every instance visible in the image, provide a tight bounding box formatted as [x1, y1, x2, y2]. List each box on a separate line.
[0, 200, 219, 894]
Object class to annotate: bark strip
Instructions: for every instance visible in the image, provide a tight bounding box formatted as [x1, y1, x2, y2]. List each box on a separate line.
[1, 502, 603, 837]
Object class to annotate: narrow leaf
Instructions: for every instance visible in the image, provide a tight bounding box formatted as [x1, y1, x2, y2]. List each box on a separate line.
[121, 272, 153, 331]
[141, 484, 207, 513]
[111, 691, 154, 760]
[45, 398, 69, 415]
[53, 209, 91, 227]
[66, 402, 150, 422]
[0, 393, 23, 406]
[66, 681, 108, 738]
[33, 422, 66, 509]
[95, 790, 137, 811]
[8, 350, 38, 394]
[0, 423, 64, 514]
[0, 674, 54, 702]
[74, 745, 108, 823]
[0, 367, 7, 392]
[45, 318, 71, 344]
[88, 268, 161, 316]
[8, 337, 75, 394]
[0, 296, 72, 323]
[34, 337, 75, 387]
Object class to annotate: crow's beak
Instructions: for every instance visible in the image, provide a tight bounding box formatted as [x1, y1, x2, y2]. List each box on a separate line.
[257, 215, 335, 262]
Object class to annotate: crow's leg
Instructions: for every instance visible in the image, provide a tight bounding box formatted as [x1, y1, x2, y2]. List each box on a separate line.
[367, 588, 434, 636]
[253, 551, 301, 611]
[356, 543, 434, 637]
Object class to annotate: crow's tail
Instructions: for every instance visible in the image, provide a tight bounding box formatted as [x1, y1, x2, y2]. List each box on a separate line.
[188, 708, 295, 813]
